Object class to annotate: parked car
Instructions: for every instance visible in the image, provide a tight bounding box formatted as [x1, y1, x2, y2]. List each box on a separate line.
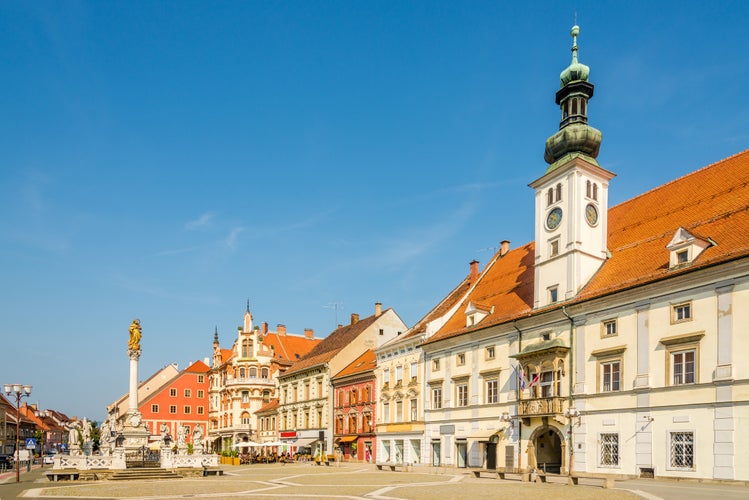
[0, 454, 13, 469]
[43, 453, 55, 465]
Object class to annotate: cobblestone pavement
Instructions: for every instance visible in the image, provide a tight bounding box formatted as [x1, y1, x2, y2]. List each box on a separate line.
[6, 463, 640, 500]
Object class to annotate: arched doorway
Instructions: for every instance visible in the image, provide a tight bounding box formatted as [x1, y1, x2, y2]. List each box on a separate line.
[529, 425, 565, 474]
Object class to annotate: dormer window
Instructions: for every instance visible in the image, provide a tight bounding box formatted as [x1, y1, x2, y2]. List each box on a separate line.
[465, 301, 491, 327]
[666, 227, 712, 269]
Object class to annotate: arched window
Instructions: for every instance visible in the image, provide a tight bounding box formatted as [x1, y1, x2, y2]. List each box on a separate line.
[592, 183, 598, 201]
[261, 367, 269, 379]
[586, 180, 592, 198]
[249, 367, 257, 378]
[242, 339, 253, 358]
[239, 367, 245, 379]
[547, 188, 554, 206]
[571, 99, 578, 115]
[555, 183, 562, 202]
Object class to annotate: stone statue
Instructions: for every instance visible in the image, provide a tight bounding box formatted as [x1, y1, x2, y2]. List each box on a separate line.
[99, 419, 111, 454]
[67, 420, 80, 444]
[192, 424, 204, 454]
[81, 417, 92, 443]
[160, 423, 170, 443]
[176, 424, 187, 446]
[128, 319, 142, 350]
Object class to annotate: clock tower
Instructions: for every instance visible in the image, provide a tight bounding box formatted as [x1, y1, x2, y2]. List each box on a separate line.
[530, 25, 615, 309]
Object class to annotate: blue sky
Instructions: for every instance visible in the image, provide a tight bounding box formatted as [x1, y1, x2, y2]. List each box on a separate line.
[1, 1, 747, 420]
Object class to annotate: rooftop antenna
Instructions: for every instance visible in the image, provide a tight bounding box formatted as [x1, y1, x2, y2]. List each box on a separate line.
[323, 302, 344, 327]
[477, 245, 500, 254]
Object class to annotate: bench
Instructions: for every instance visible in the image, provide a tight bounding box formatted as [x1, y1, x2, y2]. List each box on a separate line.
[375, 463, 409, 472]
[569, 474, 615, 489]
[46, 469, 80, 482]
[203, 467, 224, 476]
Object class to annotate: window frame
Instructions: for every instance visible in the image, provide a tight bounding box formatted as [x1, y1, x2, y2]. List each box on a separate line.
[151, 404, 159, 413]
[485, 346, 495, 360]
[169, 405, 177, 414]
[431, 385, 443, 410]
[485, 378, 499, 404]
[668, 431, 695, 471]
[660, 332, 703, 387]
[169, 388, 177, 397]
[601, 319, 618, 338]
[671, 301, 693, 324]
[456, 382, 468, 407]
[599, 432, 620, 467]
[456, 353, 466, 366]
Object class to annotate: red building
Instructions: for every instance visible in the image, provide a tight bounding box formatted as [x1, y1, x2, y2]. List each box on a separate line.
[136, 360, 211, 443]
[331, 349, 377, 462]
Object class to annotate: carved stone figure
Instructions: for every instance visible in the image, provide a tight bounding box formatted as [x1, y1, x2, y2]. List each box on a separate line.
[128, 319, 142, 350]
[160, 422, 170, 443]
[81, 417, 92, 443]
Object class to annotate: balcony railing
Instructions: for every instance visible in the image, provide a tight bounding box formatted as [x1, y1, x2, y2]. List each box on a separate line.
[225, 377, 275, 387]
[518, 396, 565, 417]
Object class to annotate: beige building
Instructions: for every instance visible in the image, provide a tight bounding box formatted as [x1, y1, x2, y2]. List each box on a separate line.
[277, 304, 407, 456]
[419, 24, 749, 482]
[208, 304, 319, 451]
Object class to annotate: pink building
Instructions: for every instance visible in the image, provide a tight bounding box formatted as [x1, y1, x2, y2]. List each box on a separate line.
[331, 350, 377, 462]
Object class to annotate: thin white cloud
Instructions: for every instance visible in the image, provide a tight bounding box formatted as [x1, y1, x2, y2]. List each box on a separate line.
[225, 226, 245, 250]
[185, 212, 215, 230]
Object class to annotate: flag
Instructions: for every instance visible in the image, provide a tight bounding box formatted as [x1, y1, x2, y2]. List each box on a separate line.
[512, 364, 526, 391]
[527, 373, 541, 389]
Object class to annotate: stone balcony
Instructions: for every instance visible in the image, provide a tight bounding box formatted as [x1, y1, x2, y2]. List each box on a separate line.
[225, 377, 275, 387]
[517, 396, 566, 418]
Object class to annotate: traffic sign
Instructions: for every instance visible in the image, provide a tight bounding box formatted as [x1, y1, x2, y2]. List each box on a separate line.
[25, 438, 37, 449]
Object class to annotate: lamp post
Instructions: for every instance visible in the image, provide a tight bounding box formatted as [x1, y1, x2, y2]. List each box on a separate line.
[564, 406, 580, 477]
[3, 384, 32, 483]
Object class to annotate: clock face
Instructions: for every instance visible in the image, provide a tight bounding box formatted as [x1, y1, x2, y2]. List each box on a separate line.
[546, 207, 563, 230]
[585, 203, 599, 226]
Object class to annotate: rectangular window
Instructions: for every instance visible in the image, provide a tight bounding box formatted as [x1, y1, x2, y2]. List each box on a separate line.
[242, 391, 250, 403]
[672, 350, 696, 385]
[197, 390, 204, 398]
[549, 286, 559, 303]
[677, 250, 689, 264]
[456, 353, 465, 366]
[184, 389, 191, 398]
[169, 405, 177, 414]
[410, 362, 418, 381]
[169, 388, 177, 397]
[197, 406, 204, 415]
[151, 404, 159, 413]
[383, 403, 390, 423]
[601, 361, 621, 392]
[549, 239, 559, 257]
[184, 406, 191, 414]
[486, 346, 495, 360]
[432, 359, 440, 371]
[396, 366, 403, 385]
[486, 379, 498, 404]
[672, 302, 692, 323]
[431, 387, 442, 409]
[540, 371, 554, 398]
[600, 433, 619, 466]
[670, 432, 694, 469]
[456, 383, 468, 407]
[603, 319, 617, 337]
[410, 399, 418, 421]
[198, 375, 204, 383]
[395, 401, 403, 422]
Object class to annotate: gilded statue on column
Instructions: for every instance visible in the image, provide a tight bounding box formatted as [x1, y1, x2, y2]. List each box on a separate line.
[128, 319, 142, 350]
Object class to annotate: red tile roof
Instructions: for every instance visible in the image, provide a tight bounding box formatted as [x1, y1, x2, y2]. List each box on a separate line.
[426, 149, 749, 344]
[256, 398, 279, 414]
[261, 331, 321, 364]
[283, 310, 390, 375]
[333, 349, 376, 379]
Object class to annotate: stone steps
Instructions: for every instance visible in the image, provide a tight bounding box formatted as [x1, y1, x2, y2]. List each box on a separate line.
[109, 468, 182, 481]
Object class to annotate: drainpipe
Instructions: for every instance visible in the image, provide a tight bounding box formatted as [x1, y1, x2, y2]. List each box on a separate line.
[512, 322, 522, 471]
[561, 306, 574, 476]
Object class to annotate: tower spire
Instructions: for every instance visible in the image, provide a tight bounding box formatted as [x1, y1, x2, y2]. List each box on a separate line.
[544, 24, 602, 171]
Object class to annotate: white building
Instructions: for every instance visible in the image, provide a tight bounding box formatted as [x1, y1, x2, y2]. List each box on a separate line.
[419, 24, 749, 481]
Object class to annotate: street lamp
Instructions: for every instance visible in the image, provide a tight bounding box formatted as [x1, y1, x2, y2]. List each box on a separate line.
[3, 384, 32, 483]
[564, 406, 581, 476]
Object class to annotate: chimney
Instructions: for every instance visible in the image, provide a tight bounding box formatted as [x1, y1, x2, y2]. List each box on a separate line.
[500, 240, 511, 257]
[470, 260, 479, 283]
[277, 324, 286, 336]
[304, 328, 314, 339]
[262, 322, 268, 335]
[350, 313, 359, 325]
[375, 302, 382, 317]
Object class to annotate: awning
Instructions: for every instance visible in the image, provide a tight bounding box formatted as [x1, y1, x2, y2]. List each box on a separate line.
[335, 435, 358, 444]
[467, 429, 501, 442]
[291, 438, 318, 448]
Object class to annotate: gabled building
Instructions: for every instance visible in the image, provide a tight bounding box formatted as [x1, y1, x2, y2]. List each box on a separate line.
[331, 349, 377, 462]
[375, 260, 479, 466]
[419, 24, 749, 482]
[277, 303, 407, 457]
[138, 359, 211, 443]
[255, 399, 280, 444]
[208, 303, 320, 451]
